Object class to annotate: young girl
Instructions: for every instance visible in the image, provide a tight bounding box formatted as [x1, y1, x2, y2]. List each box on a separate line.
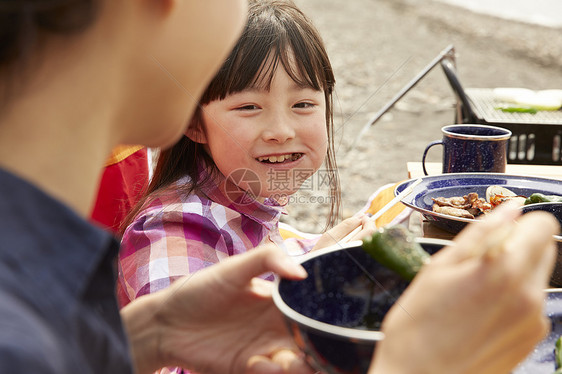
[117, 0, 375, 311]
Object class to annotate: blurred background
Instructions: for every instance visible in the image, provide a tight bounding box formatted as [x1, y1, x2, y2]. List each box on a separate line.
[281, 0, 562, 233]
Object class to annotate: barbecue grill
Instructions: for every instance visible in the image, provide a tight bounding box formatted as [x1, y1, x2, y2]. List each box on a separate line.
[441, 58, 562, 165]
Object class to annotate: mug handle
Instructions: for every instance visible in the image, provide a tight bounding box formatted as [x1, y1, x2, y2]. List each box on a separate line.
[422, 140, 442, 175]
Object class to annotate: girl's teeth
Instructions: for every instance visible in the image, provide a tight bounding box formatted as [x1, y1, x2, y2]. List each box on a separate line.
[259, 154, 300, 163]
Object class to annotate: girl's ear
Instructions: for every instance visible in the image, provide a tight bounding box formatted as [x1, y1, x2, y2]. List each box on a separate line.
[184, 118, 208, 144]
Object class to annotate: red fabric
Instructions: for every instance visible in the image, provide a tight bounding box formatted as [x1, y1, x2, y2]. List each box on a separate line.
[91, 148, 149, 235]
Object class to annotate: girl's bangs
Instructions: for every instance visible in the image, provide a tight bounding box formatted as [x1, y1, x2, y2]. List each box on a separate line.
[248, 44, 324, 93]
[201, 19, 332, 103]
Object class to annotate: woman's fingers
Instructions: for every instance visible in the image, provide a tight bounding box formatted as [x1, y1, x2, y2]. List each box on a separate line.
[271, 349, 314, 374]
[433, 202, 558, 288]
[431, 202, 558, 296]
[431, 202, 523, 264]
[208, 244, 308, 288]
[504, 211, 558, 286]
[247, 349, 314, 374]
[453, 202, 520, 259]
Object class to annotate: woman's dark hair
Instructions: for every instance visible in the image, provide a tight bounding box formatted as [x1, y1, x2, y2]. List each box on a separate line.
[122, 0, 340, 233]
[0, 0, 98, 100]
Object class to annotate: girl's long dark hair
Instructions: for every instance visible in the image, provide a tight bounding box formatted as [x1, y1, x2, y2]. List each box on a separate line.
[122, 0, 340, 233]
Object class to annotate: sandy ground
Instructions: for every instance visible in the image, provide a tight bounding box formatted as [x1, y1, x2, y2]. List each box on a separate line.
[281, 0, 562, 233]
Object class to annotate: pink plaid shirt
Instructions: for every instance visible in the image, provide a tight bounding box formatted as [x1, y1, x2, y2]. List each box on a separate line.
[118, 171, 317, 305]
[118, 171, 317, 373]
[118, 168, 320, 359]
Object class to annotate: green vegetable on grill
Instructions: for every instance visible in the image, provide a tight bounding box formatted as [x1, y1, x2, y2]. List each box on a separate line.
[524, 193, 562, 205]
[361, 225, 431, 281]
[494, 104, 537, 114]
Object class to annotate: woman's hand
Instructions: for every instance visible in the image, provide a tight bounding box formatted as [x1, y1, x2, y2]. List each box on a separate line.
[312, 214, 376, 250]
[369, 203, 558, 374]
[122, 245, 316, 374]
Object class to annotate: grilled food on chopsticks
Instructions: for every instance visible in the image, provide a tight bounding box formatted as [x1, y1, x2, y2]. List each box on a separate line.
[362, 225, 430, 281]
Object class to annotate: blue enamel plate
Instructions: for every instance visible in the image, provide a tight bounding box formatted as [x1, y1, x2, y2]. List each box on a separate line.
[395, 173, 562, 234]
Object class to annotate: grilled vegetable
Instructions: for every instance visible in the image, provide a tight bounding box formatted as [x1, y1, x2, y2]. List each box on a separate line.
[362, 225, 430, 281]
[494, 104, 537, 114]
[493, 87, 562, 111]
[524, 193, 562, 205]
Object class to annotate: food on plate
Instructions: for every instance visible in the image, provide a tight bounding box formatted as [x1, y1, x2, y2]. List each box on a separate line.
[432, 192, 492, 219]
[524, 193, 562, 205]
[432, 186, 527, 219]
[362, 225, 430, 281]
[486, 185, 527, 206]
[432, 204, 479, 219]
[431, 185, 562, 220]
[431, 196, 472, 208]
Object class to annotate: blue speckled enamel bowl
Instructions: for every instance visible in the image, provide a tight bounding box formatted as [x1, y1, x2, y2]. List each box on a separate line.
[272, 238, 451, 374]
[395, 173, 562, 234]
[520, 202, 562, 287]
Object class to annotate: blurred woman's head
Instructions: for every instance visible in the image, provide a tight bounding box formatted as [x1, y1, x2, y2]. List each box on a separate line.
[0, 0, 248, 149]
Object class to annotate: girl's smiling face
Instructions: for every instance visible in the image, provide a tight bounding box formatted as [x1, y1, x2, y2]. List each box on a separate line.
[190, 65, 328, 200]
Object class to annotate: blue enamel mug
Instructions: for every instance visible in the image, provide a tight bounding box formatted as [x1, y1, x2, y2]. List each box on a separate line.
[422, 124, 512, 175]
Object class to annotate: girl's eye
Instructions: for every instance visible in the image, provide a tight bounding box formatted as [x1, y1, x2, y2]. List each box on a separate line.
[235, 104, 259, 111]
[294, 102, 315, 109]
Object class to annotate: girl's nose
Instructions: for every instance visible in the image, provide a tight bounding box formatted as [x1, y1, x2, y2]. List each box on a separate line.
[261, 114, 296, 143]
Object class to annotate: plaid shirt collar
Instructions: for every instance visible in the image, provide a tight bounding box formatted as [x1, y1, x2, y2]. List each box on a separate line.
[184, 165, 289, 231]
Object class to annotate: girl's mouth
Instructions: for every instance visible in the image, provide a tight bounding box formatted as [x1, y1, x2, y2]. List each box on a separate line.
[257, 153, 303, 164]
